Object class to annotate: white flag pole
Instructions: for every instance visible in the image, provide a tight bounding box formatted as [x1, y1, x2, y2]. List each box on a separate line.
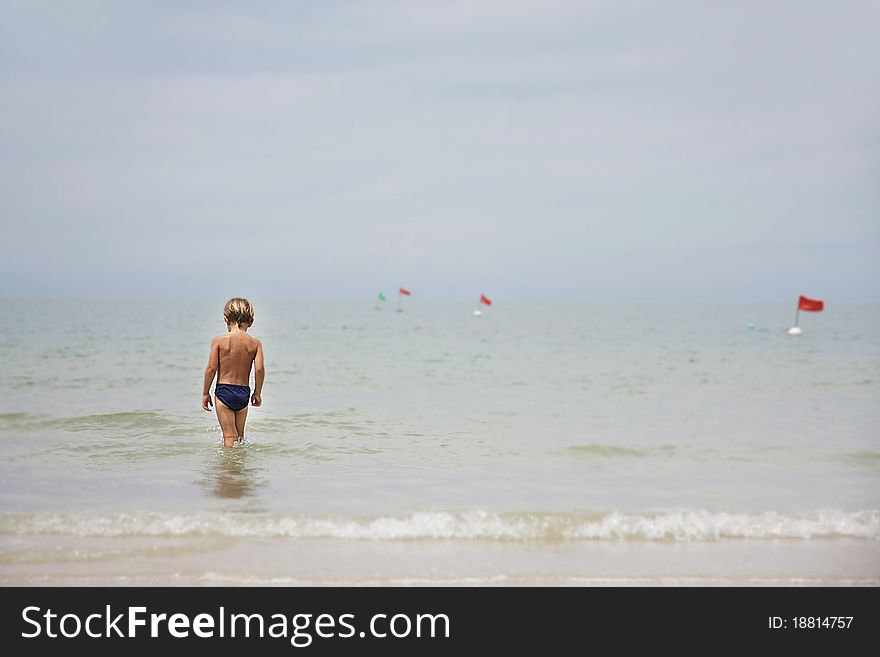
[788, 298, 802, 335]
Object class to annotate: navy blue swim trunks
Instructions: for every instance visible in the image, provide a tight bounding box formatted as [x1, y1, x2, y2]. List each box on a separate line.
[214, 384, 251, 411]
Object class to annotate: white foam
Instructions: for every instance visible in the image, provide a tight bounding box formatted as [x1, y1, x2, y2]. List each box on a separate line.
[3, 508, 878, 542]
[563, 509, 880, 540]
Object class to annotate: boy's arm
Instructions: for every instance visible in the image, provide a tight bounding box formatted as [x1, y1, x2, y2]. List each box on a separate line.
[202, 337, 219, 410]
[252, 340, 265, 406]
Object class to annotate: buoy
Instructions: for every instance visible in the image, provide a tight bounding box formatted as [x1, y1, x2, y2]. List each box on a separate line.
[788, 327, 802, 336]
[473, 310, 482, 316]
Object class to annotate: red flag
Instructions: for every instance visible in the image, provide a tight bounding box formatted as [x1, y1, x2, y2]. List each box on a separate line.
[480, 294, 492, 306]
[399, 288, 411, 296]
[798, 295, 824, 312]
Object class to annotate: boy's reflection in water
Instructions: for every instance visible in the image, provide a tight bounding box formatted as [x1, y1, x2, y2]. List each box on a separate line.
[209, 446, 259, 499]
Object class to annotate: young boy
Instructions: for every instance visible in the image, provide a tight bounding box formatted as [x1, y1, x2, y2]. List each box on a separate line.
[202, 297, 265, 447]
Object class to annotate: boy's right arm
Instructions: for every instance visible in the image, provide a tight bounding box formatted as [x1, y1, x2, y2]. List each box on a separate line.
[203, 337, 219, 411]
[252, 340, 265, 407]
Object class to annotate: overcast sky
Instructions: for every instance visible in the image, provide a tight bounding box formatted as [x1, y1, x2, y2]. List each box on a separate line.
[1, 0, 878, 301]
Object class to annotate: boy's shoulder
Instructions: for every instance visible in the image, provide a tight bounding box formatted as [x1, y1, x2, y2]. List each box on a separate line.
[212, 333, 261, 345]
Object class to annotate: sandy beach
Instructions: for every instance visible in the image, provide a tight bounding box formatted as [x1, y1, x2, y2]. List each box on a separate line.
[4, 535, 878, 586]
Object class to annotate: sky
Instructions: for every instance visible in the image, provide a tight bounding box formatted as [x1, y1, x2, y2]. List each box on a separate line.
[1, 0, 878, 301]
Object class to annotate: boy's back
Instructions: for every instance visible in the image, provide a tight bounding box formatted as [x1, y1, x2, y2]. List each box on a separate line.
[215, 331, 260, 386]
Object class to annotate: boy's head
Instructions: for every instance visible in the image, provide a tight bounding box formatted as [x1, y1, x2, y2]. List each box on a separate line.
[223, 297, 254, 328]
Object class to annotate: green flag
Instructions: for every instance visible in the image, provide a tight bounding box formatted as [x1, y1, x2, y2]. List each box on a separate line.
[378, 292, 386, 301]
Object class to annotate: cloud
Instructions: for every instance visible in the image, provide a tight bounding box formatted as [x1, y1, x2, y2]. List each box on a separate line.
[0, 1, 878, 299]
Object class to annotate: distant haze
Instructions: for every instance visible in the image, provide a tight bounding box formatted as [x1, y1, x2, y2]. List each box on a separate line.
[1, 1, 878, 301]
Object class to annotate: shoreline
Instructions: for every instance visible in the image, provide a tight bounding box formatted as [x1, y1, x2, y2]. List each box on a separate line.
[3, 536, 878, 586]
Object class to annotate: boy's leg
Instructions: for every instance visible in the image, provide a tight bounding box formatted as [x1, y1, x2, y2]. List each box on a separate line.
[215, 399, 240, 447]
[234, 406, 249, 441]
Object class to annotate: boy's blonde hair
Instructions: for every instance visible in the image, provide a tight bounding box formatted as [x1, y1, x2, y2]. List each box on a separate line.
[224, 297, 254, 327]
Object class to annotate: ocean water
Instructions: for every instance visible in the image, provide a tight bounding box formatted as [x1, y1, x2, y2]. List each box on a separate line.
[1, 300, 878, 585]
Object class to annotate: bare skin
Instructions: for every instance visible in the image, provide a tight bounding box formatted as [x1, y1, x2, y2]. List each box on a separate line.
[202, 318, 265, 447]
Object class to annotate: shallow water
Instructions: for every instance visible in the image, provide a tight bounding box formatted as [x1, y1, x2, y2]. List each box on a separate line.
[1, 300, 878, 583]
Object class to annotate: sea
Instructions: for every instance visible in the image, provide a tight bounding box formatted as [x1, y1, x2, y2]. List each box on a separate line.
[1, 300, 878, 585]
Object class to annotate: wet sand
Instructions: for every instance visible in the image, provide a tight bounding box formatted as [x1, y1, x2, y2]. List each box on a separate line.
[3, 536, 878, 586]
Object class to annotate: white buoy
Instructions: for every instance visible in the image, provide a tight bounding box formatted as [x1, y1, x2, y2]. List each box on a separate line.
[473, 310, 482, 316]
[788, 327, 802, 336]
